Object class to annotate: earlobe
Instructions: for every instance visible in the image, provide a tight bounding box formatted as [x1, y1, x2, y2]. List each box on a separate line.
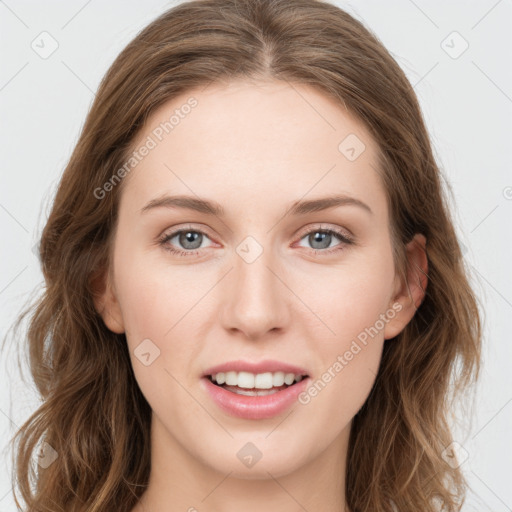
[90, 267, 125, 334]
[384, 233, 428, 340]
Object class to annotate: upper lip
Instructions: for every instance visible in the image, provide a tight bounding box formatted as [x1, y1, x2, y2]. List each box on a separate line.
[202, 359, 309, 377]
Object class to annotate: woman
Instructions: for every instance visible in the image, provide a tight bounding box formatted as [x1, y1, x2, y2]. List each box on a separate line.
[5, 0, 482, 510]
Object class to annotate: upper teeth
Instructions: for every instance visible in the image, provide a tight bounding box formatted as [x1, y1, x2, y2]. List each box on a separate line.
[211, 371, 304, 389]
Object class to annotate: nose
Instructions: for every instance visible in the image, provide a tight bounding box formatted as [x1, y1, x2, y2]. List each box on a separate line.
[220, 244, 291, 341]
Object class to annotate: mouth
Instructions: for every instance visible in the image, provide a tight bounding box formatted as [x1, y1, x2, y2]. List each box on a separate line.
[200, 361, 311, 419]
[205, 371, 309, 397]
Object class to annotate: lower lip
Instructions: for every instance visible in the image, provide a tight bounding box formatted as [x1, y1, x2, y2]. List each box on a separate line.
[201, 376, 310, 420]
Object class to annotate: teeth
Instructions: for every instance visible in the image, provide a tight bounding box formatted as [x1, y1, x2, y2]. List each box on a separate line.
[211, 371, 305, 389]
[228, 388, 281, 396]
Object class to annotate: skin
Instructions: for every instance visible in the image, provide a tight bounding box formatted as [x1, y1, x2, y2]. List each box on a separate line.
[94, 79, 428, 512]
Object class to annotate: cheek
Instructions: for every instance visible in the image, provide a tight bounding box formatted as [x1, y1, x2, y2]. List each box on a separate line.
[117, 275, 168, 340]
[113, 248, 209, 391]
[113, 243, 199, 340]
[113, 263, 202, 420]
[301, 251, 395, 344]
[296, 338, 383, 451]
[295, 251, 394, 425]
[297, 297, 388, 445]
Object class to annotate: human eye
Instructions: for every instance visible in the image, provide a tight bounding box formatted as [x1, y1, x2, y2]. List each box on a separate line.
[157, 224, 215, 257]
[294, 224, 355, 255]
[157, 223, 355, 258]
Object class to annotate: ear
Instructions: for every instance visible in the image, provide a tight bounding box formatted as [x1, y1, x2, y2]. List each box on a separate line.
[90, 266, 125, 334]
[384, 233, 428, 340]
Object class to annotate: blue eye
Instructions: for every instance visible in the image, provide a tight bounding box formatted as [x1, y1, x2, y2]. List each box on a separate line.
[158, 225, 354, 257]
[158, 227, 213, 257]
[296, 227, 354, 254]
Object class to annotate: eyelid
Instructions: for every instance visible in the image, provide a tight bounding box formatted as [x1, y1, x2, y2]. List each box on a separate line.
[294, 223, 354, 243]
[159, 223, 216, 240]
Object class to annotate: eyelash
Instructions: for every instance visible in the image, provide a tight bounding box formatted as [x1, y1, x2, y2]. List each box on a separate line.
[157, 224, 355, 258]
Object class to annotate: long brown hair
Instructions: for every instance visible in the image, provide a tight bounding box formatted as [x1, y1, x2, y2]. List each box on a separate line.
[3, 0, 483, 510]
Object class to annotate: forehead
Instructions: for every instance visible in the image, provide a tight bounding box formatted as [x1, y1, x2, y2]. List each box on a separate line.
[121, 80, 387, 219]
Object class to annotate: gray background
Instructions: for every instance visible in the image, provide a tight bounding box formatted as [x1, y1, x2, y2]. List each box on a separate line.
[1, 1, 511, 510]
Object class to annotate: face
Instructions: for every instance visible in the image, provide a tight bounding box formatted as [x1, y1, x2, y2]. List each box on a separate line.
[96, 79, 426, 480]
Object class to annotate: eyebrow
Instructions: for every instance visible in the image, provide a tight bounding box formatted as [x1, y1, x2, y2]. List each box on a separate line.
[140, 193, 373, 217]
